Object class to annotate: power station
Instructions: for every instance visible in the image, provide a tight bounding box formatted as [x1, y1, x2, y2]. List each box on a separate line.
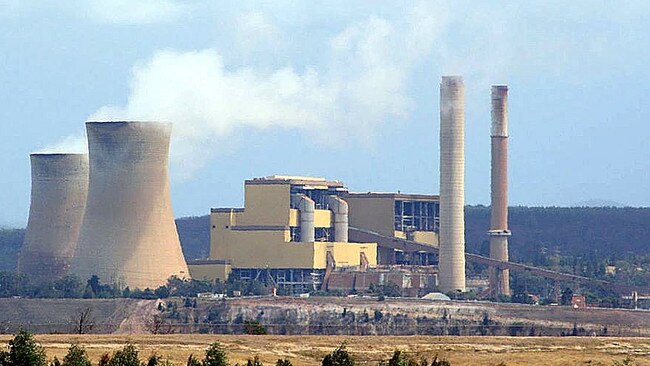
[19, 77, 513, 296]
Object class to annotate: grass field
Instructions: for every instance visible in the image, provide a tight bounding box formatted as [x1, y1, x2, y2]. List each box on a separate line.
[1, 335, 648, 366]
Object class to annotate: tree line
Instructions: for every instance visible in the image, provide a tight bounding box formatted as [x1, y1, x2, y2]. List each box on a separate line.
[0, 273, 268, 300]
[0, 331, 452, 366]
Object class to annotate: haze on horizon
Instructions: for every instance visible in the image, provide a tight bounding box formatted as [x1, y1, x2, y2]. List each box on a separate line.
[1, 1, 649, 227]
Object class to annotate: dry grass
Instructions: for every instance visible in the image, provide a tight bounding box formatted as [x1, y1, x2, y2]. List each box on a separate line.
[0, 335, 648, 366]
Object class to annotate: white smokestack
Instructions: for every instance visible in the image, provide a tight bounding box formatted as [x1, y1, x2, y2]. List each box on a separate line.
[438, 75, 466, 293]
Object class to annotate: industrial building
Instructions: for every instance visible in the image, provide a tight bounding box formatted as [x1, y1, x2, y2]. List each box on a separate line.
[19, 76, 517, 296]
[188, 175, 446, 294]
[344, 192, 439, 264]
[189, 176, 378, 293]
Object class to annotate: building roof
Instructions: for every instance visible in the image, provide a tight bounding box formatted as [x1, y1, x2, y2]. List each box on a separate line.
[187, 259, 231, 266]
[210, 208, 244, 213]
[245, 175, 346, 188]
[344, 192, 440, 201]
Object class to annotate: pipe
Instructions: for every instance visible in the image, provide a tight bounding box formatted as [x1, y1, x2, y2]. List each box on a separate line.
[327, 195, 349, 242]
[291, 194, 315, 242]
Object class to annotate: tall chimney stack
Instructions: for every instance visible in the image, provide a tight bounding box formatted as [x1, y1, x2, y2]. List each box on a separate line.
[488, 85, 511, 296]
[439, 76, 466, 292]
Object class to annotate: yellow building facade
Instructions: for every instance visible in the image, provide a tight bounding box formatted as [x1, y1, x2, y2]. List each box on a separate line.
[189, 176, 377, 293]
[344, 192, 440, 265]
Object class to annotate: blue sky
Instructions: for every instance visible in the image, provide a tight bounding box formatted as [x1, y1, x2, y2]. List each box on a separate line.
[1, 1, 649, 227]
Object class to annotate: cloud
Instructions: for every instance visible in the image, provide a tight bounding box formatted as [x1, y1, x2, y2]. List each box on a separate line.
[237, 12, 278, 36]
[86, 0, 190, 25]
[88, 3, 445, 179]
[36, 134, 87, 154]
[234, 11, 285, 61]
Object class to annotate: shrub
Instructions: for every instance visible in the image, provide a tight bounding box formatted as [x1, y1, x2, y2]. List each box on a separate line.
[429, 356, 451, 366]
[275, 360, 292, 366]
[612, 356, 636, 366]
[243, 321, 267, 335]
[321, 344, 354, 366]
[203, 343, 228, 366]
[145, 354, 174, 366]
[7, 330, 48, 366]
[0, 350, 9, 366]
[386, 350, 417, 366]
[245, 356, 263, 366]
[107, 344, 140, 366]
[374, 310, 384, 322]
[383, 351, 450, 366]
[186, 355, 201, 366]
[62, 344, 91, 366]
[98, 353, 111, 366]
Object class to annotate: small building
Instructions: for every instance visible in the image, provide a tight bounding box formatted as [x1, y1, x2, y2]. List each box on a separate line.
[327, 266, 438, 297]
[571, 294, 587, 309]
[189, 176, 377, 294]
[466, 277, 490, 293]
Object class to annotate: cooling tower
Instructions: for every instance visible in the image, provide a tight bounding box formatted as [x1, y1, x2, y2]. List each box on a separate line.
[488, 85, 511, 296]
[438, 76, 466, 292]
[18, 153, 89, 281]
[70, 121, 189, 289]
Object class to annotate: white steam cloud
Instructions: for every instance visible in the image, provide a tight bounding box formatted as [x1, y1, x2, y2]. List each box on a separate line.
[37, 134, 88, 154]
[34, 3, 444, 178]
[86, 3, 444, 178]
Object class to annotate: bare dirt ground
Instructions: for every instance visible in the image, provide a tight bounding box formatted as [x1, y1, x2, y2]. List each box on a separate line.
[1, 335, 648, 366]
[115, 300, 161, 334]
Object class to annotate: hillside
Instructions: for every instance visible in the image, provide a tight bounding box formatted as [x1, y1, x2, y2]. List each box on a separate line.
[1, 207, 649, 272]
[175, 215, 210, 260]
[465, 206, 650, 262]
[1, 296, 649, 336]
[0, 298, 154, 334]
[0, 229, 23, 271]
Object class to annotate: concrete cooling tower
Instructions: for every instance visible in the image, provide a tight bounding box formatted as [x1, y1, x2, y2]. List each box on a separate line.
[70, 121, 189, 289]
[18, 153, 89, 282]
[438, 76, 466, 292]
